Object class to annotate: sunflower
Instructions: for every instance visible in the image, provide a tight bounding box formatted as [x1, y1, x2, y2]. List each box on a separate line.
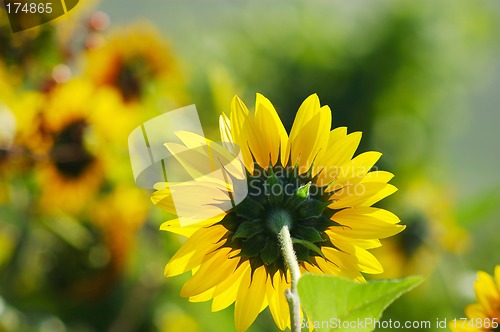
[451, 266, 500, 332]
[84, 23, 183, 104]
[152, 94, 405, 331]
[36, 79, 122, 213]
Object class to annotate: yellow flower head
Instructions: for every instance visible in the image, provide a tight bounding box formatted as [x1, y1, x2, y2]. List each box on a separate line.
[36, 79, 124, 213]
[153, 94, 405, 331]
[84, 23, 182, 103]
[451, 266, 500, 332]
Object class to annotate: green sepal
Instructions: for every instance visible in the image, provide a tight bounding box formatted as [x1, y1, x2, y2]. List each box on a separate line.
[296, 182, 311, 198]
[233, 220, 264, 240]
[294, 244, 311, 263]
[293, 225, 324, 243]
[241, 234, 266, 257]
[235, 197, 265, 219]
[265, 167, 284, 205]
[284, 182, 311, 208]
[292, 238, 324, 257]
[260, 238, 280, 265]
[297, 200, 330, 219]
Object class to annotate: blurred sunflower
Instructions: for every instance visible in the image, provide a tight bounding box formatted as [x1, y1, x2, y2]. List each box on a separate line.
[84, 23, 183, 104]
[153, 94, 405, 331]
[36, 79, 121, 213]
[451, 266, 500, 332]
[372, 176, 469, 279]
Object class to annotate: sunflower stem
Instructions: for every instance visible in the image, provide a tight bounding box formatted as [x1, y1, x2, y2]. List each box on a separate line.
[278, 224, 301, 332]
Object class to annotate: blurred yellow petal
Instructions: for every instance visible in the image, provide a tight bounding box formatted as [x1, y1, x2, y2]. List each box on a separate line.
[475, 271, 500, 317]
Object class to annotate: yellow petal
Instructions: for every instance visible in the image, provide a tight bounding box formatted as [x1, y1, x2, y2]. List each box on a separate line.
[359, 184, 398, 207]
[326, 152, 382, 191]
[495, 265, 500, 293]
[164, 225, 226, 277]
[327, 130, 362, 166]
[289, 104, 331, 174]
[474, 271, 500, 317]
[464, 303, 488, 319]
[324, 233, 383, 274]
[328, 126, 348, 143]
[322, 246, 365, 281]
[315, 130, 362, 181]
[211, 263, 249, 311]
[234, 266, 268, 332]
[152, 181, 234, 226]
[361, 171, 394, 183]
[266, 272, 290, 330]
[230, 96, 255, 173]
[219, 113, 234, 147]
[330, 207, 405, 239]
[353, 246, 384, 274]
[254, 93, 289, 167]
[286, 94, 320, 166]
[159, 214, 224, 237]
[314, 256, 342, 276]
[181, 247, 239, 297]
[174, 130, 209, 149]
[289, 94, 321, 144]
[302, 261, 324, 274]
[325, 230, 382, 249]
[189, 287, 215, 302]
[328, 182, 391, 209]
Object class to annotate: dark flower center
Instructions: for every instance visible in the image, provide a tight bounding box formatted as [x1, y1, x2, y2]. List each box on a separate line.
[114, 58, 150, 102]
[50, 120, 94, 178]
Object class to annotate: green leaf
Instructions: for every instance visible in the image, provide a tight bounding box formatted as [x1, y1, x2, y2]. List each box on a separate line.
[298, 274, 423, 332]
